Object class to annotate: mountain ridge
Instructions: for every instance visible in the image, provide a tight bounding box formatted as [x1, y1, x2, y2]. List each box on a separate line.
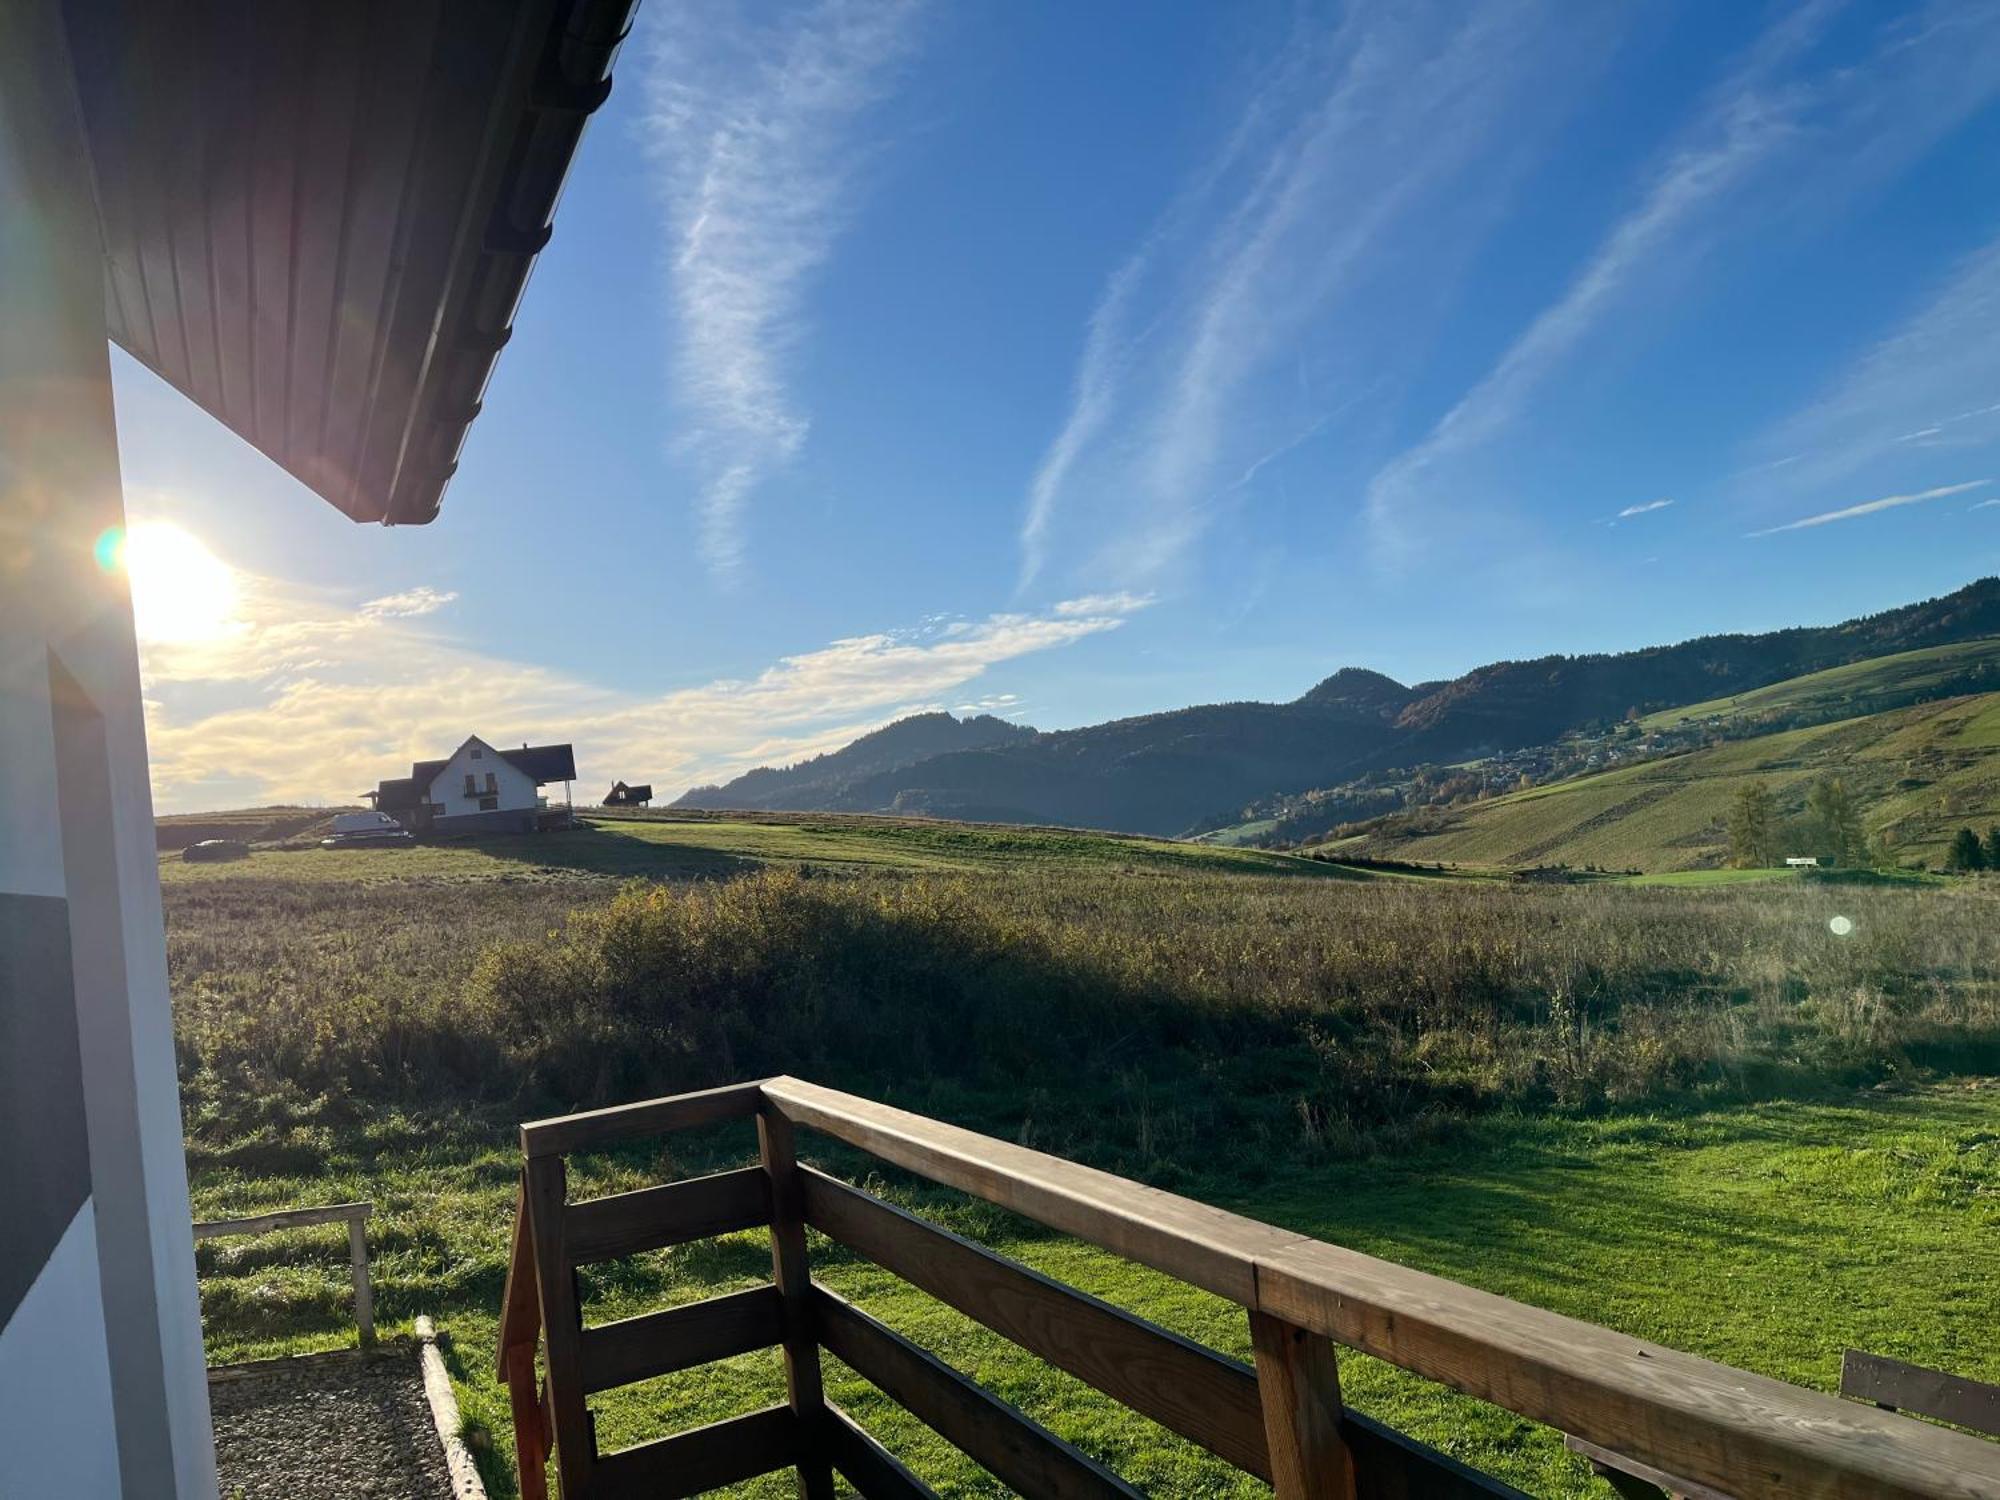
[673, 577, 2000, 836]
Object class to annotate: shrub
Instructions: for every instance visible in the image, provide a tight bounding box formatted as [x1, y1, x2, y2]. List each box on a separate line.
[169, 867, 2000, 1159]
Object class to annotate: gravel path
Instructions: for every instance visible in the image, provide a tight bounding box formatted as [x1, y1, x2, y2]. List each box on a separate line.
[211, 1348, 455, 1500]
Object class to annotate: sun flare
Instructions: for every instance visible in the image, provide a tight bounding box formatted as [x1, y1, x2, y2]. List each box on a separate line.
[115, 521, 240, 643]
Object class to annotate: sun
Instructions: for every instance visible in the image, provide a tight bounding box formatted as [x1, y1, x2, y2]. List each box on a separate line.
[111, 521, 241, 643]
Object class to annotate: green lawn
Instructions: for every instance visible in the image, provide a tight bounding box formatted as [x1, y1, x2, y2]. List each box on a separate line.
[189, 1085, 2000, 1498]
[1623, 867, 1803, 888]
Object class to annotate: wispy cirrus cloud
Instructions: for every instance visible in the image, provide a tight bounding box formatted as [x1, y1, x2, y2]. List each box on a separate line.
[1616, 498, 1674, 519]
[136, 545, 1145, 813]
[642, 0, 924, 578]
[1362, 3, 1838, 570]
[1746, 480, 1988, 537]
[1742, 232, 2000, 499]
[1364, 0, 2000, 571]
[1019, 0, 1622, 592]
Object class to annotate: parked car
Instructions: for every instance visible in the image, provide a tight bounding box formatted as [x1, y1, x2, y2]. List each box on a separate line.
[181, 839, 250, 863]
[320, 810, 414, 849]
[320, 829, 413, 849]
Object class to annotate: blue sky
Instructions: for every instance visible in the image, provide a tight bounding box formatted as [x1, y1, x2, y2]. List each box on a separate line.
[118, 0, 2000, 812]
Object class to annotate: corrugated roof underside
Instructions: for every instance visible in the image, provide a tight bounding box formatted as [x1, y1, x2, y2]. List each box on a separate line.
[64, 0, 631, 524]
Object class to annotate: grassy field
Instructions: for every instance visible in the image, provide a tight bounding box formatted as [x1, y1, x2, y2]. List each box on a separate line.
[1339, 690, 2000, 873]
[165, 817, 2000, 1495]
[161, 809, 1350, 887]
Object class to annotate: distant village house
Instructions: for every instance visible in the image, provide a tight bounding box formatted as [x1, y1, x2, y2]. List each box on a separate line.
[368, 735, 576, 835]
[604, 780, 653, 806]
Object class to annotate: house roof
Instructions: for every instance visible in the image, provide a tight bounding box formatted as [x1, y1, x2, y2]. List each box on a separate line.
[376, 739, 576, 806]
[65, 0, 635, 525]
[373, 777, 422, 812]
[502, 744, 577, 784]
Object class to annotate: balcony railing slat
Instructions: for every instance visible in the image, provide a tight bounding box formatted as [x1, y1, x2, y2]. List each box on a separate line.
[1345, 1412, 1533, 1500]
[760, 1099, 837, 1497]
[521, 1078, 765, 1159]
[578, 1286, 783, 1396]
[768, 1076, 1297, 1305]
[565, 1166, 771, 1265]
[824, 1404, 941, 1500]
[591, 1404, 798, 1499]
[803, 1166, 1270, 1477]
[813, 1286, 1142, 1500]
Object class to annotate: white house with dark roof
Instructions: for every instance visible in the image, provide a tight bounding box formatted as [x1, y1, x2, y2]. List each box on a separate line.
[370, 736, 577, 835]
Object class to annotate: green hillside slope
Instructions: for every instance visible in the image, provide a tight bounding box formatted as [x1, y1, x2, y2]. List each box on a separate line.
[1336, 687, 2000, 873]
[1638, 636, 2000, 731]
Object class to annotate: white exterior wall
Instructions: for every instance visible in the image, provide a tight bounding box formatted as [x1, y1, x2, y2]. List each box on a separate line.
[0, 1208, 123, 1497]
[0, 4, 216, 1494]
[427, 736, 541, 820]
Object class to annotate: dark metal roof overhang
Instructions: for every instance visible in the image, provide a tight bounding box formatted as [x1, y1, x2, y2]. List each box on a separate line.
[62, 0, 635, 525]
[503, 744, 577, 783]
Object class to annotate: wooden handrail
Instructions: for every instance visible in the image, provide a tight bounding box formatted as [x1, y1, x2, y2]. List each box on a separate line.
[194, 1199, 374, 1348]
[760, 1075, 2000, 1500]
[498, 1080, 2000, 1500]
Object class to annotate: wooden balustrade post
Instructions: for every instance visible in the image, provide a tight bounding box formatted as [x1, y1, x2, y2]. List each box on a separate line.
[525, 1154, 594, 1499]
[1250, 1309, 1357, 1500]
[347, 1212, 375, 1347]
[760, 1101, 836, 1500]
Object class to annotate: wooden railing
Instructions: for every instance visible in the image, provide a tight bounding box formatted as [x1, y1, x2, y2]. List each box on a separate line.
[496, 1080, 2000, 1500]
[194, 1200, 375, 1349]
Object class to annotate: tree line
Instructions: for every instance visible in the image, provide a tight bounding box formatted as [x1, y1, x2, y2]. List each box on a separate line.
[1727, 775, 1998, 872]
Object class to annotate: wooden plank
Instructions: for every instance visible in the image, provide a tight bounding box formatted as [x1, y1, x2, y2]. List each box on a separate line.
[825, 1403, 940, 1500]
[565, 1167, 771, 1266]
[765, 1076, 1301, 1305]
[503, 1342, 549, 1500]
[1256, 1236, 2000, 1500]
[1347, 1412, 1530, 1500]
[1250, 1310, 1355, 1500]
[579, 1286, 783, 1396]
[524, 1152, 594, 1496]
[803, 1167, 1268, 1476]
[1564, 1435, 1724, 1500]
[592, 1404, 798, 1499]
[1842, 1350, 2000, 1438]
[813, 1287, 1141, 1500]
[347, 1215, 374, 1347]
[496, 1176, 540, 1378]
[761, 1103, 835, 1499]
[521, 1079, 766, 1158]
[194, 1201, 371, 1239]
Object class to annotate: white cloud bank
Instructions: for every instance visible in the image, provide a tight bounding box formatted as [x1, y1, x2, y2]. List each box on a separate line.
[641, 0, 923, 578]
[138, 564, 1145, 814]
